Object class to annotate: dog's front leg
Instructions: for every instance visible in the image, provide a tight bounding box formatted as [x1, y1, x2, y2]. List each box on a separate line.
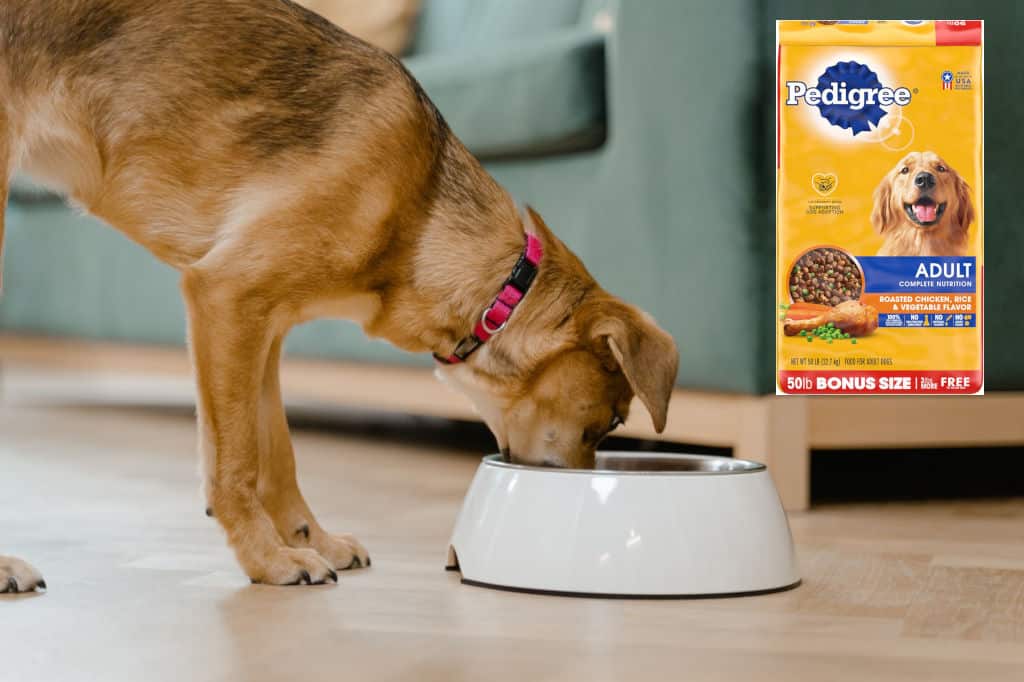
[258, 336, 370, 570]
[181, 270, 336, 586]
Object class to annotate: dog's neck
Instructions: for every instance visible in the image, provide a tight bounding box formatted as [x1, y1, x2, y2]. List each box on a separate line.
[361, 140, 586, 373]
[361, 159, 524, 353]
[432, 214, 532, 356]
[425, 206, 592, 383]
[426, 214, 574, 380]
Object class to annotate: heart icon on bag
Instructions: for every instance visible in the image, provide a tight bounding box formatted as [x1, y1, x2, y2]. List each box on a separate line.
[811, 173, 838, 196]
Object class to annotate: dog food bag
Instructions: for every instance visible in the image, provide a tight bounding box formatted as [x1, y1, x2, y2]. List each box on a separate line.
[776, 20, 983, 395]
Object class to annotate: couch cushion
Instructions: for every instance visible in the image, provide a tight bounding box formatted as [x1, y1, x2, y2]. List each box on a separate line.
[405, 26, 606, 158]
[411, 0, 584, 55]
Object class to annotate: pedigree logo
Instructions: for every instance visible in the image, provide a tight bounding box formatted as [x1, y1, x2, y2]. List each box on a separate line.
[785, 60, 911, 135]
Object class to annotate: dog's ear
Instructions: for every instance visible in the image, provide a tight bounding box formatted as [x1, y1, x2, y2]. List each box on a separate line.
[953, 171, 975, 235]
[521, 204, 552, 241]
[587, 298, 679, 432]
[871, 173, 898, 235]
[521, 204, 540, 233]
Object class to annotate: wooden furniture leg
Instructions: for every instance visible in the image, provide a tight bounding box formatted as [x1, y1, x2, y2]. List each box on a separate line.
[735, 396, 810, 511]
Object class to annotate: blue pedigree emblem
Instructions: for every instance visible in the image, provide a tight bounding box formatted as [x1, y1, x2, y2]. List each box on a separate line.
[784, 60, 912, 134]
[816, 61, 888, 135]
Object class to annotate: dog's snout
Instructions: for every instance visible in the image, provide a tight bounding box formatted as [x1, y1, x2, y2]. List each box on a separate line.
[914, 172, 936, 190]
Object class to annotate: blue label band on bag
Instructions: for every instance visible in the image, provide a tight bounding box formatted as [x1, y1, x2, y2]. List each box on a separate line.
[859, 256, 976, 293]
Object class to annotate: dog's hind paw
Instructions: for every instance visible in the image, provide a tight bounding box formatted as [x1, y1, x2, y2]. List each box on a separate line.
[0, 555, 46, 594]
[308, 532, 371, 571]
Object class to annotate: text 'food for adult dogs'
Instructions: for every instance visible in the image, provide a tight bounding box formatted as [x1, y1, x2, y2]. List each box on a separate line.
[776, 20, 983, 395]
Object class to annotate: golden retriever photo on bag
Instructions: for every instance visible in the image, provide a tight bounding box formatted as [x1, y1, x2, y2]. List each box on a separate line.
[0, 0, 678, 590]
[872, 151, 976, 257]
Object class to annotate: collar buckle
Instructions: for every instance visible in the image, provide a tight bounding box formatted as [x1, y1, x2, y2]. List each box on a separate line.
[452, 334, 483, 360]
[507, 253, 538, 292]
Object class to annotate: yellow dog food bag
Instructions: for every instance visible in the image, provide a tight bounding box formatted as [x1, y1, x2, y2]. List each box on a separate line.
[776, 20, 983, 395]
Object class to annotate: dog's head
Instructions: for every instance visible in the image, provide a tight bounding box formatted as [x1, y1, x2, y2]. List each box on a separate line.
[437, 210, 679, 469]
[871, 151, 974, 236]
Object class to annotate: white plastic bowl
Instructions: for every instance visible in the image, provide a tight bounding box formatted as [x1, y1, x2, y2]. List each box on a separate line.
[446, 452, 800, 598]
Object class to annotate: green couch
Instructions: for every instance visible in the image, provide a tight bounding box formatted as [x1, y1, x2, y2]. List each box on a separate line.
[2, 0, 1021, 393]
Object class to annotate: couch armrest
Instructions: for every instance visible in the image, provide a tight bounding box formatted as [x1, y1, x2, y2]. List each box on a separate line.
[405, 26, 607, 159]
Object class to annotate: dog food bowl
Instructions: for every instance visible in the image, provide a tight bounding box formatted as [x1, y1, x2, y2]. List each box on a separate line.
[446, 453, 800, 598]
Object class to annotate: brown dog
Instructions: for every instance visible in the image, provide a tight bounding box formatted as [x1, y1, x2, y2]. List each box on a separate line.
[872, 151, 975, 256]
[0, 0, 678, 590]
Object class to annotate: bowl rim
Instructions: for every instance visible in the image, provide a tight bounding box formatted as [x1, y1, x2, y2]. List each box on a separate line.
[481, 452, 766, 476]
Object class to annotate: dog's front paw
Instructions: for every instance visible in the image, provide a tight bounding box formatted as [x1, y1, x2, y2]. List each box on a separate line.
[0, 555, 46, 593]
[308, 532, 371, 571]
[245, 546, 338, 586]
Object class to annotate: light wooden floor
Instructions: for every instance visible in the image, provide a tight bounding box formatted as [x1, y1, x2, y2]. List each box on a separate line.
[1, 404, 1023, 682]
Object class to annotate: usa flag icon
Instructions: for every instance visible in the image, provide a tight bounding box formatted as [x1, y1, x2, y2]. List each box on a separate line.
[942, 70, 953, 90]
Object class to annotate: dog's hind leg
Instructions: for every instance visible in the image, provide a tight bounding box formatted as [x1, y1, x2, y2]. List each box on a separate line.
[0, 555, 45, 594]
[1, 107, 9, 294]
[181, 267, 336, 586]
[257, 336, 370, 571]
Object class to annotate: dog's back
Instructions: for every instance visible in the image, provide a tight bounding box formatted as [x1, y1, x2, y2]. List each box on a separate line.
[0, 0, 451, 273]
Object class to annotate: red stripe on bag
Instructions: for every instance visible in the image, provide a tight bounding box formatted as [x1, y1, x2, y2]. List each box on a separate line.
[779, 370, 982, 395]
[935, 20, 981, 46]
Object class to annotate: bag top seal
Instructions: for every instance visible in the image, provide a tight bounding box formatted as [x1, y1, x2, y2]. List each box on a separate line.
[778, 20, 982, 47]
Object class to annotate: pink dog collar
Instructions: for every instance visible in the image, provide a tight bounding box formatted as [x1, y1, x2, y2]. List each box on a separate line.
[434, 233, 543, 365]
